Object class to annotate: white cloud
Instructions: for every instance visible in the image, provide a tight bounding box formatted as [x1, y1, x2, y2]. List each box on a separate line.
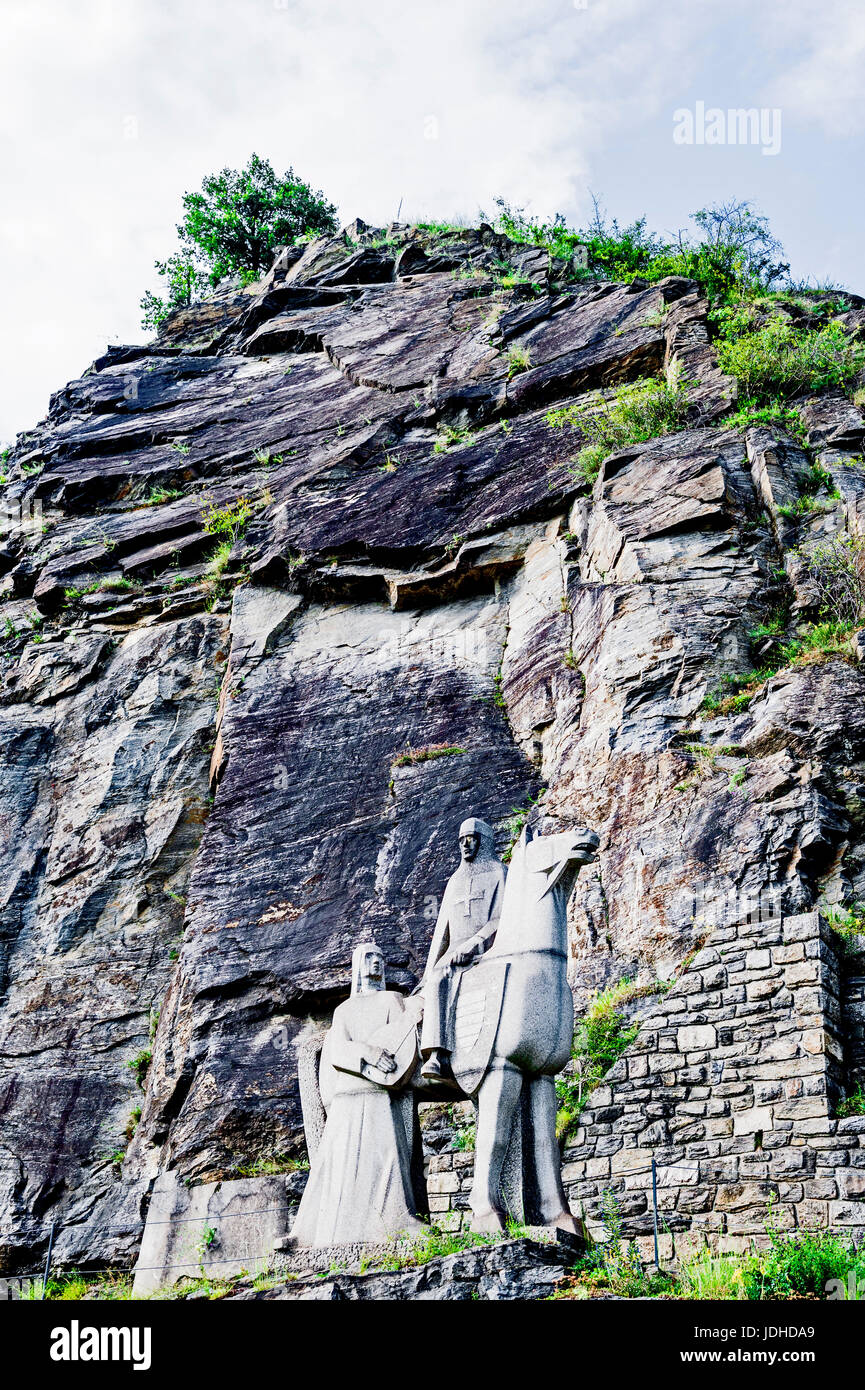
[763, 3, 865, 137]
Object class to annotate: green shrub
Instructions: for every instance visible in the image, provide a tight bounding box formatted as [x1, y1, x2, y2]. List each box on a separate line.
[837, 1083, 865, 1120]
[714, 313, 863, 405]
[725, 399, 808, 445]
[127, 1049, 152, 1090]
[489, 196, 788, 307]
[741, 1213, 858, 1300]
[140, 253, 209, 332]
[547, 375, 690, 485]
[139, 154, 338, 326]
[567, 1192, 673, 1299]
[802, 534, 865, 626]
[569, 443, 606, 487]
[452, 1123, 476, 1152]
[556, 979, 640, 1140]
[824, 903, 865, 958]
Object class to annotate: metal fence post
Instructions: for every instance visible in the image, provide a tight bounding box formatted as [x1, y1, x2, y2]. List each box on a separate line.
[651, 1157, 660, 1269]
[40, 1221, 56, 1301]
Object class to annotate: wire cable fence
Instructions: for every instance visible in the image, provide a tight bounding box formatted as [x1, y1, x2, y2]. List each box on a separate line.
[1, 1151, 704, 1295]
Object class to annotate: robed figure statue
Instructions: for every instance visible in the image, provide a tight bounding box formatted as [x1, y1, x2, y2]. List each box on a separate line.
[290, 942, 424, 1247]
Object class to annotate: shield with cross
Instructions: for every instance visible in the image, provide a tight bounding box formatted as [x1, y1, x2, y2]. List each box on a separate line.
[448, 956, 510, 1096]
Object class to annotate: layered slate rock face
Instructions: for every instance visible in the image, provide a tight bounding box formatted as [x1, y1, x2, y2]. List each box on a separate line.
[1, 220, 864, 1272]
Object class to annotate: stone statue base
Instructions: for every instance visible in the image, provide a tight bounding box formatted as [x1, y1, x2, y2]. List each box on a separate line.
[272, 1223, 583, 1281]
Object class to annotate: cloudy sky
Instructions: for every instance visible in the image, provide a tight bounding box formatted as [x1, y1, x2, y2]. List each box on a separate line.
[2, 0, 863, 443]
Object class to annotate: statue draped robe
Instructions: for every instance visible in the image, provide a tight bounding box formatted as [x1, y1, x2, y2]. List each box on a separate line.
[291, 990, 422, 1247]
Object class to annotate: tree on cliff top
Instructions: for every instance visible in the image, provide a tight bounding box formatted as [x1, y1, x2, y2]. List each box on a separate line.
[177, 153, 338, 284]
[140, 153, 338, 330]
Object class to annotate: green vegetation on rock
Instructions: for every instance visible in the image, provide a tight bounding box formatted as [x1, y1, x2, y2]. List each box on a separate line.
[546, 375, 691, 486]
[140, 153, 338, 327]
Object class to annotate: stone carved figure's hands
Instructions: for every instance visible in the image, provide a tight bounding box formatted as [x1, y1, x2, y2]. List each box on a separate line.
[367, 1047, 397, 1073]
[449, 936, 481, 968]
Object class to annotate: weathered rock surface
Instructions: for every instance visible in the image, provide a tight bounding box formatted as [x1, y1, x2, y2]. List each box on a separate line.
[233, 1235, 575, 1301]
[1, 219, 864, 1279]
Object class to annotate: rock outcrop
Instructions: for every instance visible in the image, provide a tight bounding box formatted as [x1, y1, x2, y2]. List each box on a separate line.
[1, 220, 864, 1276]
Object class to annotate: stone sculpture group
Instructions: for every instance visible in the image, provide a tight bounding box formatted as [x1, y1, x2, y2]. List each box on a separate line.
[291, 816, 599, 1248]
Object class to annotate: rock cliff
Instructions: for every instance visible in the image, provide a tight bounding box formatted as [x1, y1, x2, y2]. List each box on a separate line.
[1, 218, 864, 1273]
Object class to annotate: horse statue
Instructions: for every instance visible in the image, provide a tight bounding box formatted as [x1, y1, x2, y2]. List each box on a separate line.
[446, 822, 599, 1234]
[293, 820, 599, 1245]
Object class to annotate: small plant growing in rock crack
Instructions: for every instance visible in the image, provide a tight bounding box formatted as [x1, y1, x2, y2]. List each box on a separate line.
[234, 1154, 309, 1178]
[823, 903, 865, 955]
[127, 1049, 152, 1090]
[253, 447, 283, 465]
[506, 345, 532, 378]
[674, 742, 747, 790]
[202, 497, 252, 580]
[206, 542, 233, 579]
[371, 1225, 501, 1273]
[168, 439, 191, 455]
[502, 788, 546, 862]
[196, 1226, 218, 1261]
[837, 1083, 865, 1119]
[391, 744, 466, 768]
[777, 465, 839, 520]
[143, 485, 183, 506]
[434, 425, 473, 453]
[491, 668, 506, 709]
[202, 496, 252, 543]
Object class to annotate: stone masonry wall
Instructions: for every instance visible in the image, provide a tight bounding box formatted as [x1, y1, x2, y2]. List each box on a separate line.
[424, 1149, 477, 1232]
[561, 910, 865, 1258]
[422, 912, 865, 1252]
